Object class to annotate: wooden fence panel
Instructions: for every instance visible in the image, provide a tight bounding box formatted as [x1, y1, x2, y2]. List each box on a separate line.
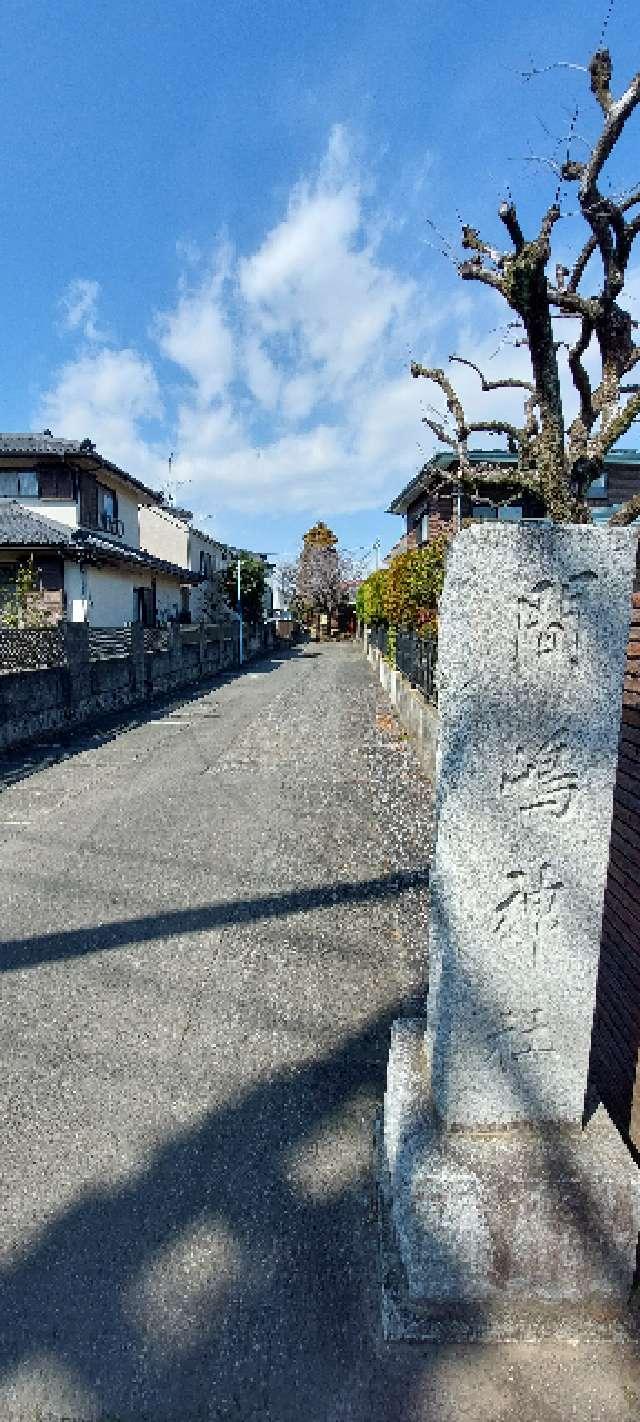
[589, 585, 640, 1153]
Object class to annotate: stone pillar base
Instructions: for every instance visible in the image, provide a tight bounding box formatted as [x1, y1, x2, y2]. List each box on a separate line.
[379, 1021, 640, 1342]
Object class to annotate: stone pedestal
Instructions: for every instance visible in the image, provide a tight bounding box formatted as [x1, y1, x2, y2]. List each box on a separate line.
[380, 1023, 640, 1341]
[381, 526, 640, 1340]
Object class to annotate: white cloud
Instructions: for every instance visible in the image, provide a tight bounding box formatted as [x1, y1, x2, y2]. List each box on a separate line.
[47, 128, 611, 526]
[155, 253, 234, 404]
[38, 347, 164, 484]
[59, 278, 104, 342]
[239, 124, 414, 405]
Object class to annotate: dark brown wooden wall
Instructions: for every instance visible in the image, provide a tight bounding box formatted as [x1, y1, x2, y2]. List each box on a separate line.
[589, 577, 640, 1152]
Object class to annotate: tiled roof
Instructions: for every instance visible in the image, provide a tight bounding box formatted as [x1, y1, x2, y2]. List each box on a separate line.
[0, 432, 88, 456]
[0, 501, 74, 546]
[0, 431, 164, 503]
[75, 527, 200, 582]
[387, 447, 640, 514]
[0, 501, 199, 582]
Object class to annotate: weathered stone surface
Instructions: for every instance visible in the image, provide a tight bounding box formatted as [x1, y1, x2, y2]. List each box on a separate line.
[380, 1033, 640, 1341]
[380, 526, 640, 1342]
[427, 524, 637, 1129]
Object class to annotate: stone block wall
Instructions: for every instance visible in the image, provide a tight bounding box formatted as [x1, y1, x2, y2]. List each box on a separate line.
[0, 619, 243, 753]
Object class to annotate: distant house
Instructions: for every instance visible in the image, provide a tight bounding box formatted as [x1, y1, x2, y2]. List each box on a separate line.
[0, 433, 199, 626]
[386, 448, 640, 552]
[139, 503, 231, 623]
[140, 503, 274, 622]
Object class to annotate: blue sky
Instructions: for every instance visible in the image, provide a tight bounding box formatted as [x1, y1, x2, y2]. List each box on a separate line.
[3, 0, 640, 565]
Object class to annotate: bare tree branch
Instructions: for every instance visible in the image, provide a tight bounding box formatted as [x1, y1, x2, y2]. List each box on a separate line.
[609, 493, 640, 525]
[499, 201, 525, 252]
[521, 61, 588, 82]
[413, 49, 640, 524]
[569, 188, 640, 291]
[422, 416, 457, 449]
[449, 354, 535, 393]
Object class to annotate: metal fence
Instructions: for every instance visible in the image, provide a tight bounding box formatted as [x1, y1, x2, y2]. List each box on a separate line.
[368, 623, 437, 702]
[88, 627, 133, 661]
[0, 625, 66, 672]
[395, 629, 437, 703]
[369, 623, 388, 658]
[142, 627, 170, 654]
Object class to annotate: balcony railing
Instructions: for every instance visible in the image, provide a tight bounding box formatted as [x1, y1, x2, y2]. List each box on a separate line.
[99, 514, 125, 537]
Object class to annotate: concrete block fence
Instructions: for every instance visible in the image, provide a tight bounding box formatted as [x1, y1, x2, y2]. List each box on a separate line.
[0, 619, 246, 752]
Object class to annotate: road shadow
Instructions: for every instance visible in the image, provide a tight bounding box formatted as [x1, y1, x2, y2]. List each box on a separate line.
[0, 868, 429, 975]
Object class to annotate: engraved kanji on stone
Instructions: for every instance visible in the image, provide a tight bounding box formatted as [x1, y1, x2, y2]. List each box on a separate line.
[516, 570, 597, 667]
[485, 1006, 554, 1067]
[500, 729, 579, 818]
[493, 862, 563, 964]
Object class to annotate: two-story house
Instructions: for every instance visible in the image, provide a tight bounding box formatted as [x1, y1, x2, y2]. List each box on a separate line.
[140, 503, 274, 622]
[386, 448, 640, 553]
[0, 432, 199, 626]
[138, 502, 231, 622]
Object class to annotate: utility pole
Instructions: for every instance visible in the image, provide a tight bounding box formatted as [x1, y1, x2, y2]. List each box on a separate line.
[373, 538, 381, 572]
[237, 556, 243, 665]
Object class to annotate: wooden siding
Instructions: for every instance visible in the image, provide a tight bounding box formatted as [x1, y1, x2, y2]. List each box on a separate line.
[37, 466, 75, 500]
[606, 465, 640, 508]
[79, 471, 98, 528]
[589, 574, 640, 1152]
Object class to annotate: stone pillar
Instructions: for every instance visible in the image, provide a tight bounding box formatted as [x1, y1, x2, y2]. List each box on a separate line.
[381, 524, 640, 1341]
[129, 622, 145, 699]
[168, 621, 182, 670]
[64, 622, 90, 714]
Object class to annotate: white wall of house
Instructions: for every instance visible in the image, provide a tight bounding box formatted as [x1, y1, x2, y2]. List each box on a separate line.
[85, 565, 141, 627]
[84, 563, 187, 627]
[139, 504, 189, 564]
[106, 482, 141, 547]
[188, 528, 227, 621]
[155, 574, 184, 624]
[15, 498, 79, 529]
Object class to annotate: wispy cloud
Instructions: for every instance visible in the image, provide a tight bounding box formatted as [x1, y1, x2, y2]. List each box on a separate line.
[39, 127, 518, 520]
[58, 278, 106, 343]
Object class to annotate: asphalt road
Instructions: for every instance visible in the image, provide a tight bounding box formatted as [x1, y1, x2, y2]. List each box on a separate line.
[0, 642, 638, 1421]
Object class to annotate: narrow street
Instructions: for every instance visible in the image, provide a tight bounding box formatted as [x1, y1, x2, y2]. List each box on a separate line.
[0, 642, 431, 1421]
[0, 643, 637, 1421]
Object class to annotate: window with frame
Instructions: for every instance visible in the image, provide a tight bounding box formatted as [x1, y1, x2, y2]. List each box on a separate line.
[586, 471, 607, 498]
[0, 469, 38, 497]
[97, 484, 117, 526]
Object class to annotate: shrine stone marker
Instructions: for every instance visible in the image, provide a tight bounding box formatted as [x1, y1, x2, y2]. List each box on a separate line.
[381, 524, 640, 1340]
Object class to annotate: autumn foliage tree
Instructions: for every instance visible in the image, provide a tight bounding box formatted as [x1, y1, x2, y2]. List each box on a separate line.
[295, 522, 348, 632]
[356, 537, 448, 637]
[411, 50, 640, 524]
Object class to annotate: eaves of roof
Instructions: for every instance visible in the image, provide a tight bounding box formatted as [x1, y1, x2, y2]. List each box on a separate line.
[386, 447, 640, 514]
[0, 504, 199, 582]
[0, 433, 165, 504]
[75, 530, 201, 582]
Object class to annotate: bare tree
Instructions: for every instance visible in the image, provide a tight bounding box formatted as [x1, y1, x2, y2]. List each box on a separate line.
[411, 50, 640, 523]
[275, 559, 299, 614]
